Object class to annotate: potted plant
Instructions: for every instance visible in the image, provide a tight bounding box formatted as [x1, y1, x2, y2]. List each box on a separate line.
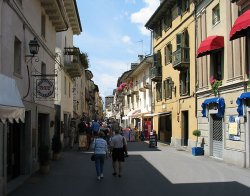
[52, 136, 62, 160]
[192, 130, 204, 156]
[38, 144, 50, 174]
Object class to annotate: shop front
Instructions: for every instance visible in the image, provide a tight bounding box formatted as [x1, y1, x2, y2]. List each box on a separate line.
[0, 74, 25, 195]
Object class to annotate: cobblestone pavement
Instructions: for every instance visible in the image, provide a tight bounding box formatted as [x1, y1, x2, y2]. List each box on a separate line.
[9, 142, 250, 196]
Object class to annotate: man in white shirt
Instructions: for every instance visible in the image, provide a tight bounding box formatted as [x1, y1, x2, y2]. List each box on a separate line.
[110, 129, 127, 177]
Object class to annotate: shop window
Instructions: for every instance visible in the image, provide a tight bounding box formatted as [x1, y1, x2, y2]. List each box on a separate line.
[212, 4, 220, 25]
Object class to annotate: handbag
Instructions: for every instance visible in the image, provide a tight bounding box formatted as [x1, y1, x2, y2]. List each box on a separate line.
[91, 154, 95, 161]
[122, 137, 128, 157]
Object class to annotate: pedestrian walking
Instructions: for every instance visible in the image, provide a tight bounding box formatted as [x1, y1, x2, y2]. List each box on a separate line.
[91, 119, 100, 136]
[70, 123, 76, 149]
[109, 129, 127, 177]
[91, 131, 108, 181]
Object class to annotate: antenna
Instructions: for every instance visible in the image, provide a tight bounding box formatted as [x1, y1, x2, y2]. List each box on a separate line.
[136, 40, 143, 55]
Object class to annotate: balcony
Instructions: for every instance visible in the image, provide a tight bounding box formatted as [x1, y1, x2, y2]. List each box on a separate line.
[132, 85, 139, 94]
[143, 75, 151, 89]
[64, 47, 83, 78]
[172, 47, 190, 70]
[150, 66, 162, 82]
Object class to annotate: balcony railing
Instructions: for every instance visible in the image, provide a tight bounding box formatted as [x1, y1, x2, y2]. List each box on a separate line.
[150, 66, 162, 81]
[172, 47, 190, 70]
[64, 47, 83, 78]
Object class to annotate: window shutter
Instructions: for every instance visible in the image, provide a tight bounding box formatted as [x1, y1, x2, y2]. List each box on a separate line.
[186, 69, 190, 95]
[176, 34, 182, 50]
[177, 0, 182, 15]
[179, 73, 183, 95]
[164, 46, 167, 65]
[163, 80, 166, 100]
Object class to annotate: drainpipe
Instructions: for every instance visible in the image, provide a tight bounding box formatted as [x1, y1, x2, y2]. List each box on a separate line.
[194, 0, 198, 120]
[0, 0, 3, 73]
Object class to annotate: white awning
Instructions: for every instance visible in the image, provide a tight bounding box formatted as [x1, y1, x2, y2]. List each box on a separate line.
[122, 116, 128, 120]
[0, 74, 25, 123]
[127, 108, 141, 117]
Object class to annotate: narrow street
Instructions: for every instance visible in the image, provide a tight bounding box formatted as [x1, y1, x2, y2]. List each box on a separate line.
[9, 142, 250, 196]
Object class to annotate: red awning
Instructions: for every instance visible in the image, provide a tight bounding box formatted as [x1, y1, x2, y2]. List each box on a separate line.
[230, 10, 250, 41]
[197, 36, 224, 58]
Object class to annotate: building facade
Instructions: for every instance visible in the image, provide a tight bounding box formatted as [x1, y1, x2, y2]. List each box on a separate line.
[0, 0, 83, 195]
[196, 0, 250, 167]
[145, 0, 197, 148]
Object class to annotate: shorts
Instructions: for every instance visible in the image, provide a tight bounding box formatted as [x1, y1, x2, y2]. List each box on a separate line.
[112, 148, 125, 162]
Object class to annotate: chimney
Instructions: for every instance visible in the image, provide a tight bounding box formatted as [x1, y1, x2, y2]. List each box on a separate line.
[138, 55, 144, 62]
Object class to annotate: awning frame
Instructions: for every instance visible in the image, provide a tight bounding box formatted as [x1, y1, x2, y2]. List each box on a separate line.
[230, 10, 250, 41]
[201, 97, 225, 118]
[236, 92, 250, 116]
[197, 36, 224, 58]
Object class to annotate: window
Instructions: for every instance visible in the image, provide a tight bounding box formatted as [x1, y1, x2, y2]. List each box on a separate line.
[41, 14, 46, 38]
[166, 78, 172, 99]
[182, 0, 190, 13]
[179, 69, 189, 96]
[69, 82, 71, 98]
[212, 4, 220, 25]
[176, 34, 182, 50]
[64, 77, 67, 95]
[211, 51, 223, 81]
[154, 50, 162, 67]
[154, 21, 162, 39]
[163, 9, 172, 30]
[156, 82, 162, 102]
[14, 37, 21, 75]
[164, 43, 172, 65]
[41, 62, 46, 78]
[163, 79, 172, 100]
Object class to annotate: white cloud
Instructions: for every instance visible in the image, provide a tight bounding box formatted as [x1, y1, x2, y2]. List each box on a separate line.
[130, 0, 159, 35]
[122, 35, 132, 44]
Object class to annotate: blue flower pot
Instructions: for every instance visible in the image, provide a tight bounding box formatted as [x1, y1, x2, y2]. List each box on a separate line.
[192, 147, 204, 156]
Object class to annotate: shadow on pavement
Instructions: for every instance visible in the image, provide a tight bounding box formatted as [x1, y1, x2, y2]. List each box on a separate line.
[8, 149, 250, 196]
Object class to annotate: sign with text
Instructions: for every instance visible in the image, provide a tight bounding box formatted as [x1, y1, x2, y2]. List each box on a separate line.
[35, 78, 55, 100]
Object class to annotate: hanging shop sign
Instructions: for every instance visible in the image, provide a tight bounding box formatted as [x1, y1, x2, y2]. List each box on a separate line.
[36, 78, 55, 99]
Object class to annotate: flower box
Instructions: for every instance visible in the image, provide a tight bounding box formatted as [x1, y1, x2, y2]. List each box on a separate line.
[192, 147, 204, 156]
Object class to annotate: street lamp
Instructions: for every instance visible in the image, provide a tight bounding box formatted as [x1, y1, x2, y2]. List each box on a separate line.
[25, 37, 40, 62]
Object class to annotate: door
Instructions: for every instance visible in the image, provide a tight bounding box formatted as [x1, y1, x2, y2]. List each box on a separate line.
[182, 111, 189, 146]
[211, 115, 223, 158]
[7, 121, 22, 181]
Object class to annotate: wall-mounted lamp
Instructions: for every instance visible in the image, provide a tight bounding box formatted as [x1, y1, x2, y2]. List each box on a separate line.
[25, 37, 40, 62]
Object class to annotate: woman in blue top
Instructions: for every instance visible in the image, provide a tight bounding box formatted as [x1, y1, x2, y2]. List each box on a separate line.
[92, 131, 108, 180]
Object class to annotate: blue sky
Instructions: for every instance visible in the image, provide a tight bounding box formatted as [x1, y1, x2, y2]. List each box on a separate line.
[74, 0, 159, 98]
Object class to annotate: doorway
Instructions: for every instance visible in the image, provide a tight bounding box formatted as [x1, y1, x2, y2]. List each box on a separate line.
[7, 121, 23, 181]
[211, 114, 223, 158]
[38, 113, 49, 147]
[159, 114, 172, 143]
[182, 111, 189, 146]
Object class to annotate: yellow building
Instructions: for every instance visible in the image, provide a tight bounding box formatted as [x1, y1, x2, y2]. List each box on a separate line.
[145, 0, 197, 148]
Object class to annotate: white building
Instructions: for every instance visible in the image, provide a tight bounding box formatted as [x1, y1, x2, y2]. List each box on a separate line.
[0, 0, 82, 195]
